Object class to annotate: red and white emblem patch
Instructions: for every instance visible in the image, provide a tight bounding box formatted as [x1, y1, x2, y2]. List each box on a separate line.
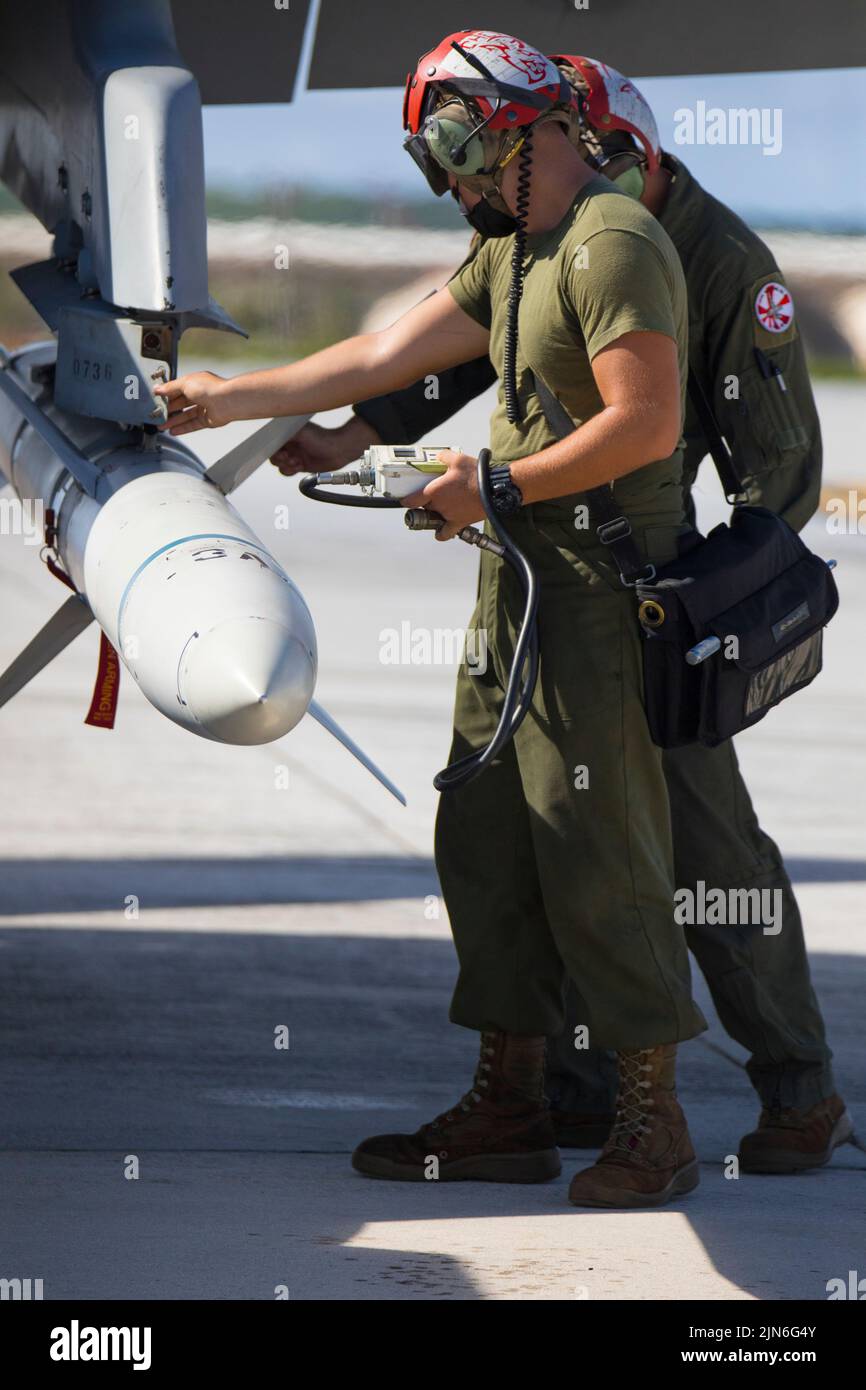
[755, 281, 794, 333]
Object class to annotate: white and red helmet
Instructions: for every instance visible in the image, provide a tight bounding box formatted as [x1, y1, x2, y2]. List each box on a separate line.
[403, 30, 578, 197]
[551, 54, 662, 173]
[404, 30, 572, 134]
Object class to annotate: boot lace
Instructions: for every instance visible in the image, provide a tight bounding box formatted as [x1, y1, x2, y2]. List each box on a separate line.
[427, 1034, 496, 1132]
[609, 1048, 655, 1152]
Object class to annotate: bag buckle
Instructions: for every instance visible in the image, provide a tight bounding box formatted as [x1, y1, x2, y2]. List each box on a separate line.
[623, 563, 656, 588]
[596, 515, 632, 547]
[596, 514, 656, 587]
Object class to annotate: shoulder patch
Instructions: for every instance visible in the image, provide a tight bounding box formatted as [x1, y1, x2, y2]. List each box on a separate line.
[755, 280, 794, 333]
[751, 277, 797, 347]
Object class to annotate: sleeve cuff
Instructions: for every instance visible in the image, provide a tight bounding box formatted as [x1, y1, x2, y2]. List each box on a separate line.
[447, 279, 491, 330]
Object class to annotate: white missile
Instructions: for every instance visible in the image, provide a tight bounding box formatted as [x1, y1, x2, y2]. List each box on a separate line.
[0, 341, 404, 802]
[84, 467, 317, 746]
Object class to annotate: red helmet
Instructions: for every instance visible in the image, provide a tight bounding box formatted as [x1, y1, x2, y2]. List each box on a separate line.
[404, 30, 572, 134]
[403, 30, 577, 197]
[551, 54, 661, 172]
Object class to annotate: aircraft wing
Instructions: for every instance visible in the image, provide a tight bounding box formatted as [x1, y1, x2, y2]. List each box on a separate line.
[169, 0, 866, 106]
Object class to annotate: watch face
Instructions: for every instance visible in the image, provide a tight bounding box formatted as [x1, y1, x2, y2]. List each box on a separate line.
[492, 484, 521, 515]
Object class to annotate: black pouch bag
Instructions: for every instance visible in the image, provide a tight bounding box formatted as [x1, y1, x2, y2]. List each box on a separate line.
[530, 367, 839, 750]
[636, 505, 838, 747]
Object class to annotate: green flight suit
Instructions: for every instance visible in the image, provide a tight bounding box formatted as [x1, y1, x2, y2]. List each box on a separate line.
[437, 176, 706, 1049]
[547, 158, 834, 1114]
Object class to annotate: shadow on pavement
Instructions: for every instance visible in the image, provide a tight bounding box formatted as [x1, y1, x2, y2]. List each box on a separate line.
[0, 919, 864, 1298]
[1, 854, 864, 916]
[0, 856, 439, 912]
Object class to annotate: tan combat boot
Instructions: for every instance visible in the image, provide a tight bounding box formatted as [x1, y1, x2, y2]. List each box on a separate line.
[739, 1094, 854, 1173]
[568, 1044, 699, 1208]
[352, 1031, 561, 1183]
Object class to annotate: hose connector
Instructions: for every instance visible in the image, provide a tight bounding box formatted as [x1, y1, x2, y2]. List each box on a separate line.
[316, 465, 375, 488]
[404, 508, 505, 555]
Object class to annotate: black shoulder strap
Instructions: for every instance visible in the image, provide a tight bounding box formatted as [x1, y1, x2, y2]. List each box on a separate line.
[686, 369, 746, 501]
[529, 370, 655, 586]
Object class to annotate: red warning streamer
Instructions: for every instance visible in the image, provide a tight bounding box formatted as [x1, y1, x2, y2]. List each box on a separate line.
[84, 631, 121, 729]
[43, 510, 121, 728]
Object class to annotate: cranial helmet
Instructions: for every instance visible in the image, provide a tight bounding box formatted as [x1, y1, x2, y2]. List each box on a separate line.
[550, 54, 662, 184]
[402, 29, 580, 213]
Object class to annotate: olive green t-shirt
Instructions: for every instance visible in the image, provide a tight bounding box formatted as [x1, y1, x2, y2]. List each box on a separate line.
[447, 176, 689, 528]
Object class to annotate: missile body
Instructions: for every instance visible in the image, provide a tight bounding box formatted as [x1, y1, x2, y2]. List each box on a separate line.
[84, 470, 317, 744]
[0, 343, 316, 745]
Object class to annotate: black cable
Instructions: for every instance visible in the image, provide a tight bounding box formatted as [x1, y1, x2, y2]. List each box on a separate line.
[298, 473, 401, 508]
[299, 452, 540, 793]
[503, 128, 533, 424]
[433, 449, 539, 792]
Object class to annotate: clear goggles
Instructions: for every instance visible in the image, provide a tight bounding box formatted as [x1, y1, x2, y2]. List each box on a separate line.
[403, 130, 452, 197]
[404, 101, 500, 196]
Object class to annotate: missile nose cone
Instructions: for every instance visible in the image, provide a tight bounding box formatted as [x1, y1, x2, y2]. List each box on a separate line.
[181, 618, 316, 745]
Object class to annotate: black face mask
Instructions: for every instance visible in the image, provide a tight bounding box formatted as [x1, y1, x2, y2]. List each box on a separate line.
[453, 189, 516, 238]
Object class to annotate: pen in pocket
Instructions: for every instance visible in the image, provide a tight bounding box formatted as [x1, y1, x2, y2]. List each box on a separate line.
[754, 346, 787, 393]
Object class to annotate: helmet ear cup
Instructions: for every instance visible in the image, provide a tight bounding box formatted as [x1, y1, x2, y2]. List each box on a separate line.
[422, 102, 490, 176]
[611, 163, 645, 200]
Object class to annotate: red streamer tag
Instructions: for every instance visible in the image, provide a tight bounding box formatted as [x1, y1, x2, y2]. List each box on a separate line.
[85, 632, 121, 729]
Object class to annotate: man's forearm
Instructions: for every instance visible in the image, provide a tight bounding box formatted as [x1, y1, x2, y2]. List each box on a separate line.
[510, 405, 679, 504]
[212, 286, 491, 423]
[213, 332, 410, 421]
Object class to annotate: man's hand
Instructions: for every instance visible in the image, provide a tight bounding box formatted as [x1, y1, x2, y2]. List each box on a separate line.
[404, 449, 483, 542]
[154, 372, 231, 435]
[271, 416, 382, 477]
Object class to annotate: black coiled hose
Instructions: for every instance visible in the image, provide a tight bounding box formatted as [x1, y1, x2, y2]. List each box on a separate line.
[502, 128, 534, 425]
[299, 451, 539, 793]
[433, 449, 539, 793]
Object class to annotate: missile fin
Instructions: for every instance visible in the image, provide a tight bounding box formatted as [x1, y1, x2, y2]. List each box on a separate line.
[307, 699, 407, 806]
[0, 594, 94, 709]
[204, 415, 311, 495]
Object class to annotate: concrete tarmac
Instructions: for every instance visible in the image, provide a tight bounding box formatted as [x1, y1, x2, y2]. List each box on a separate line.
[0, 384, 864, 1300]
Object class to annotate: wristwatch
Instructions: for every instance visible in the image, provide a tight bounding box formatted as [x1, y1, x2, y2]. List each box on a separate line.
[488, 463, 524, 517]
